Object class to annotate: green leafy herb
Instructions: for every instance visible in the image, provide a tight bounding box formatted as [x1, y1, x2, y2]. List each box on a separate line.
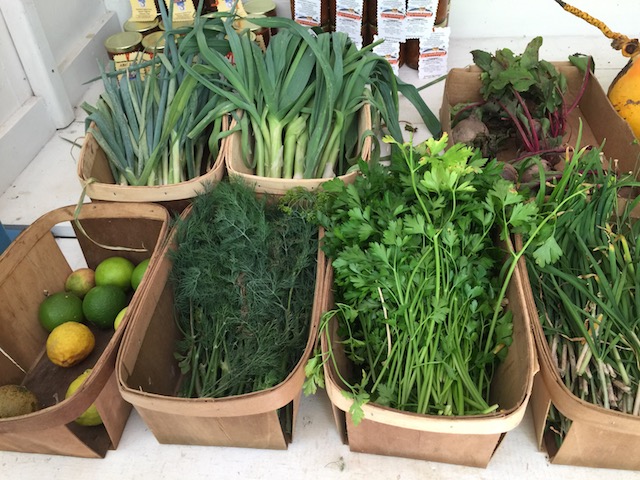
[169, 180, 318, 398]
[307, 134, 551, 422]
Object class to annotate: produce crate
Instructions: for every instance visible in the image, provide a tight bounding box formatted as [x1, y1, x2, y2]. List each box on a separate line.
[77, 120, 226, 212]
[225, 104, 372, 195]
[116, 208, 326, 450]
[320, 245, 538, 468]
[517, 243, 640, 470]
[0, 202, 170, 458]
[439, 62, 640, 175]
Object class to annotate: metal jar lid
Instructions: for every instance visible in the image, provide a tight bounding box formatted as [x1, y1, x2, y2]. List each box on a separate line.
[158, 19, 194, 31]
[244, 0, 276, 16]
[234, 17, 262, 33]
[104, 31, 144, 54]
[123, 17, 160, 35]
[142, 31, 166, 53]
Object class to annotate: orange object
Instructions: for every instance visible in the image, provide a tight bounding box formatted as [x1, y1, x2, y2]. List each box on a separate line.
[554, 0, 640, 138]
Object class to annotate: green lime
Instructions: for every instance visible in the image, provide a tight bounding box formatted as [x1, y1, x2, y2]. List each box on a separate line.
[65, 369, 102, 426]
[131, 258, 150, 291]
[38, 292, 85, 332]
[113, 306, 127, 330]
[82, 285, 127, 329]
[95, 257, 135, 291]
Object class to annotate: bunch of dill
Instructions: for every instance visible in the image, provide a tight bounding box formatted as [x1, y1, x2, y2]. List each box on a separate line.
[169, 180, 319, 398]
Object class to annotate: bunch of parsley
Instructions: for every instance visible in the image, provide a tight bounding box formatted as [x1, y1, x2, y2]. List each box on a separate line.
[305, 134, 559, 422]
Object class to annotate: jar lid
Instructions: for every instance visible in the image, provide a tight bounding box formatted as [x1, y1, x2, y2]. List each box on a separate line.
[104, 31, 143, 53]
[244, 0, 276, 15]
[158, 19, 194, 31]
[123, 18, 160, 34]
[142, 31, 166, 53]
[234, 17, 262, 32]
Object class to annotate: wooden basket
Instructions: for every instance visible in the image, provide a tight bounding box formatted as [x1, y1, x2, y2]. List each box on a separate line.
[225, 104, 372, 195]
[116, 207, 325, 449]
[321, 241, 538, 468]
[0, 202, 170, 458]
[77, 121, 227, 212]
[517, 241, 640, 470]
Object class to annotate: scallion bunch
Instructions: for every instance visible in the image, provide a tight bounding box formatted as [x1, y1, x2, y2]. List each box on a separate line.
[81, 2, 232, 186]
[524, 142, 640, 444]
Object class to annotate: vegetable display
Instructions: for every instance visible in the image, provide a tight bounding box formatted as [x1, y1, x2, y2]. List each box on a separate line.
[304, 134, 559, 422]
[167, 10, 441, 180]
[81, 5, 233, 186]
[450, 37, 592, 185]
[522, 139, 640, 444]
[169, 180, 319, 398]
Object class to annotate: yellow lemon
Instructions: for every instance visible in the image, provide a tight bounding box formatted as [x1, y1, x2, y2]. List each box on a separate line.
[46, 322, 95, 367]
[65, 369, 102, 426]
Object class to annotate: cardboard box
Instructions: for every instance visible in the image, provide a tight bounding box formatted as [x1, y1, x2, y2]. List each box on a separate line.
[320, 245, 538, 468]
[225, 105, 372, 195]
[516, 239, 640, 471]
[116, 209, 326, 449]
[0, 203, 170, 458]
[78, 122, 226, 211]
[440, 63, 640, 176]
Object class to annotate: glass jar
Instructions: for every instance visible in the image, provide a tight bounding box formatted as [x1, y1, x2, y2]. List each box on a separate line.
[123, 17, 160, 36]
[435, 0, 449, 26]
[142, 31, 166, 55]
[244, 0, 277, 17]
[104, 31, 144, 59]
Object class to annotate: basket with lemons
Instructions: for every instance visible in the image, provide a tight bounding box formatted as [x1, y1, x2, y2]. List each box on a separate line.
[34, 256, 150, 424]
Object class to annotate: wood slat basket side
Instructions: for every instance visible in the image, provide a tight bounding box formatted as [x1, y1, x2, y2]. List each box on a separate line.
[116, 207, 326, 449]
[0, 202, 170, 458]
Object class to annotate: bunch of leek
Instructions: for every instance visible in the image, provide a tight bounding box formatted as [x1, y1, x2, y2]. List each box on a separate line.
[169, 11, 441, 180]
[81, 3, 232, 186]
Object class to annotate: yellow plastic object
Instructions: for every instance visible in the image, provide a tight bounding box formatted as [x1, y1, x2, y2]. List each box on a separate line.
[554, 0, 640, 138]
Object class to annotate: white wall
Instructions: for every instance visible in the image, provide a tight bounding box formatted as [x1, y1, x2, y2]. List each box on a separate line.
[0, 12, 31, 126]
[35, 0, 108, 66]
[448, 0, 639, 39]
[0, 0, 119, 196]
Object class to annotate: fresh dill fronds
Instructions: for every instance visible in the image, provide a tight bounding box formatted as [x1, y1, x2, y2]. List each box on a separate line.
[169, 180, 319, 398]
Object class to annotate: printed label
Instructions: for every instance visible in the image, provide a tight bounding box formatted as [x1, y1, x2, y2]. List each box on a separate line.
[405, 0, 437, 39]
[113, 52, 152, 80]
[129, 0, 159, 22]
[418, 26, 450, 79]
[377, 0, 405, 42]
[293, 0, 321, 27]
[163, 0, 197, 23]
[215, 0, 247, 17]
[372, 34, 401, 76]
[335, 0, 364, 47]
